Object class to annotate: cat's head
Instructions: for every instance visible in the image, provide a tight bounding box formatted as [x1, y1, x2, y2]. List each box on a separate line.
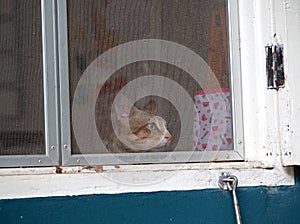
[113, 96, 171, 152]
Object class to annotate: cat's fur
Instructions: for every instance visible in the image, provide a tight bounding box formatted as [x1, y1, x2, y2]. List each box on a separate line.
[107, 97, 171, 153]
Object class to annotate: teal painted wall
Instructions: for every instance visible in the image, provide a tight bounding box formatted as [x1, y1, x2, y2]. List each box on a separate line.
[1, 167, 300, 224]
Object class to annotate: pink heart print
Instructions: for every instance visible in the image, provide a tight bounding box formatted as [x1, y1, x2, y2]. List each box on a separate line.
[193, 89, 233, 151]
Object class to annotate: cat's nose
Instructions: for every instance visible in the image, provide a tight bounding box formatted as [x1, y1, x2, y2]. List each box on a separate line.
[165, 132, 171, 141]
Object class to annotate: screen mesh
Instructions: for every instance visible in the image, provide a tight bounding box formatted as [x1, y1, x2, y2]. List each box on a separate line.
[67, 0, 232, 154]
[0, 0, 45, 155]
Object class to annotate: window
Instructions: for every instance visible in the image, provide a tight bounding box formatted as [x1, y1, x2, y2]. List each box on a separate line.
[0, 0, 59, 167]
[0, 0, 244, 167]
[60, 0, 244, 166]
[0, 0, 296, 199]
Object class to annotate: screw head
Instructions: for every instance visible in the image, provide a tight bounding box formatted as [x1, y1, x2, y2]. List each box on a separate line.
[50, 145, 55, 150]
[63, 144, 68, 149]
[76, 159, 81, 163]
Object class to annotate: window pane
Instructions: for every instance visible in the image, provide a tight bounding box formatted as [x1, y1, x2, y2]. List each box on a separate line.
[67, 0, 233, 155]
[0, 0, 45, 155]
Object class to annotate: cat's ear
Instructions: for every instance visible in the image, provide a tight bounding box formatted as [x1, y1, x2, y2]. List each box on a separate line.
[114, 94, 139, 120]
[143, 100, 157, 114]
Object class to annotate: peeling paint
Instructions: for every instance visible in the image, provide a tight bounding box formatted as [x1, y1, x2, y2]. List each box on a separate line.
[0, 163, 294, 199]
[0, 0, 299, 201]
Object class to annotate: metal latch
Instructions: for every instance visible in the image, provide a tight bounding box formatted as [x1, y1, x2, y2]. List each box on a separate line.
[265, 43, 284, 90]
[219, 172, 242, 224]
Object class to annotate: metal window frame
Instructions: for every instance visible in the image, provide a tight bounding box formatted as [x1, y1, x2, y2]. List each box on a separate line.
[0, 0, 60, 167]
[59, 0, 244, 166]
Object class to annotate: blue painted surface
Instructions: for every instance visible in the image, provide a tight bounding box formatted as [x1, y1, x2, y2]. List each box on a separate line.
[1, 167, 300, 224]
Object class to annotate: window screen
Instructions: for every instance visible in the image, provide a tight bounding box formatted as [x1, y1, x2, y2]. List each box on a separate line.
[0, 0, 45, 155]
[67, 0, 233, 160]
[0, 0, 242, 167]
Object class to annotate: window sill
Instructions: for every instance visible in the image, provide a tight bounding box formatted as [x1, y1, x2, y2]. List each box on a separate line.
[0, 161, 294, 199]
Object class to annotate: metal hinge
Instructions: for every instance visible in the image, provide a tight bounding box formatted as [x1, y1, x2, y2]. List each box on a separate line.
[265, 43, 285, 90]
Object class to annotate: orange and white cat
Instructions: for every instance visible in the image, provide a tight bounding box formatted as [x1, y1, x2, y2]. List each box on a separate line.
[107, 97, 171, 153]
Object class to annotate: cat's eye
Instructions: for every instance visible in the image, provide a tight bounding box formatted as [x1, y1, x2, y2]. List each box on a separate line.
[147, 123, 158, 132]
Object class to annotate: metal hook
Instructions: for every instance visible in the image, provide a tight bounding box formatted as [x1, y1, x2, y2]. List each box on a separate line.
[218, 172, 242, 224]
[218, 172, 238, 191]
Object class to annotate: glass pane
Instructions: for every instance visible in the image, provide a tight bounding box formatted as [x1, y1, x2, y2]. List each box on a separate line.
[68, 0, 233, 155]
[0, 0, 45, 155]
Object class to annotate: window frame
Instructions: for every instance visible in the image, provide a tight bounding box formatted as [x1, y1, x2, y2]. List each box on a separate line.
[0, 0, 60, 167]
[280, 0, 300, 166]
[0, 0, 296, 200]
[59, 0, 245, 166]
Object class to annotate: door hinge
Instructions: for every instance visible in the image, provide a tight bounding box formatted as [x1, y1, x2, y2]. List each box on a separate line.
[265, 44, 284, 90]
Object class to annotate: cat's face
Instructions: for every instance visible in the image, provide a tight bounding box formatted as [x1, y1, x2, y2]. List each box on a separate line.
[113, 98, 171, 152]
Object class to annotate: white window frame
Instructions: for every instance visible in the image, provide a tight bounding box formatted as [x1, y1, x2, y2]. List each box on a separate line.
[279, 0, 300, 166]
[0, 0, 296, 200]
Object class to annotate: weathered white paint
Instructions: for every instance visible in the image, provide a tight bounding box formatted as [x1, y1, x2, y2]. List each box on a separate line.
[239, 0, 280, 165]
[280, 0, 300, 165]
[0, 0, 297, 199]
[0, 163, 294, 199]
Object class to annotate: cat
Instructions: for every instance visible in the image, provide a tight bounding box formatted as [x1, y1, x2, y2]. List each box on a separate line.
[106, 96, 171, 153]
